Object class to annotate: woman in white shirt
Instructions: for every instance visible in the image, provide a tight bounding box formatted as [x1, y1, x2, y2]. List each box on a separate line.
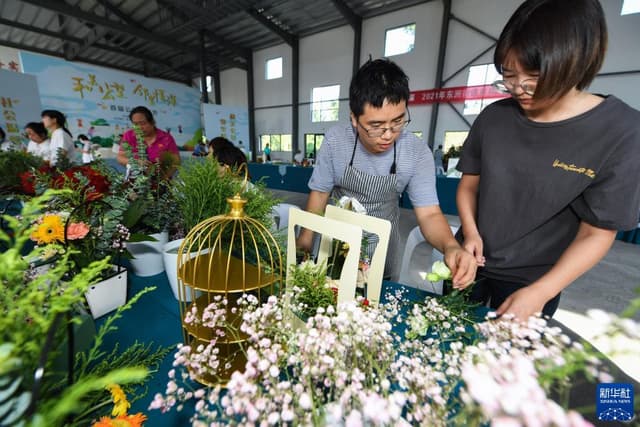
[41, 110, 74, 166]
[25, 122, 51, 160]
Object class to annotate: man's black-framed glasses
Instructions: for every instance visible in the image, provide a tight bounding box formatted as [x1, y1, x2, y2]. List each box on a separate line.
[357, 109, 411, 138]
[493, 79, 537, 96]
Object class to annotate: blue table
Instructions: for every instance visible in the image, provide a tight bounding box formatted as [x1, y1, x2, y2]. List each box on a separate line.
[247, 162, 461, 215]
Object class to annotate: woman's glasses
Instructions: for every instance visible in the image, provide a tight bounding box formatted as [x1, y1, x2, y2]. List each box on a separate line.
[493, 78, 537, 96]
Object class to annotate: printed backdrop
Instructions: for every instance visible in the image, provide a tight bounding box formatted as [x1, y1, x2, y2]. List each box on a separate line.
[0, 68, 42, 147]
[20, 52, 202, 147]
[202, 103, 249, 147]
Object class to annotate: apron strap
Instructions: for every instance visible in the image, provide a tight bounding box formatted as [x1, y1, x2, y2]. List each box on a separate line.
[350, 132, 397, 175]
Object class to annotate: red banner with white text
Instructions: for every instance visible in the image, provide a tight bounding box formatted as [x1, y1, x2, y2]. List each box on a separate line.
[409, 84, 509, 105]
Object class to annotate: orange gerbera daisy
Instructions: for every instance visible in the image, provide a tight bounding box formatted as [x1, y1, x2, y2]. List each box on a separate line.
[31, 214, 65, 245]
[92, 413, 147, 427]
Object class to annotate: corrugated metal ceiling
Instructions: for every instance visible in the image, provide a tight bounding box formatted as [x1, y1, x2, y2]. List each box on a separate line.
[0, 0, 432, 84]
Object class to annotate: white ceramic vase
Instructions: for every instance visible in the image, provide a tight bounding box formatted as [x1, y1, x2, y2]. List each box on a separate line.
[163, 238, 205, 302]
[85, 267, 128, 319]
[127, 231, 168, 277]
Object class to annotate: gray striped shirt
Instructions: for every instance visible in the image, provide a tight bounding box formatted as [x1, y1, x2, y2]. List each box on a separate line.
[308, 124, 439, 207]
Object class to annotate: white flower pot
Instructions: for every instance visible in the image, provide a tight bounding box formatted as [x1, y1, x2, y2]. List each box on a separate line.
[163, 238, 205, 302]
[127, 231, 168, 277]
[85, 267, 127, 319]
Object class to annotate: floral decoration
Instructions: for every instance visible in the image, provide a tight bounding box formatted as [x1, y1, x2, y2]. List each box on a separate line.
[149, 284, 619, 426]
[92, 384, 147, 427]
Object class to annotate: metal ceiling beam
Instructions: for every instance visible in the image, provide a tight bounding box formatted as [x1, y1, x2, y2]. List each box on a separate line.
[71, 0, 141, 60]
[156, 0, 251, 59]
[0, 17, 194, 75]
[246, 7, 296, 47]
[330, 0, 362, 77]
[427, 0, 451, 149]
[0, 38, 189, 85]
[98, 0, 141, 29]
[19, 0, 199, 53]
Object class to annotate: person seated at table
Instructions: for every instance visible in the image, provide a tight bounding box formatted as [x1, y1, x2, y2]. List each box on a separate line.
[117, 106, 180, 178]
[41, 110, 75, 166]
[215, 145, 248, 170]
[293, 149, 304, 165]
[456, 0, 640, 321]
[192, 140, 208, 157]
[25, 122, 51, 160]
[297, 58, 476, 285]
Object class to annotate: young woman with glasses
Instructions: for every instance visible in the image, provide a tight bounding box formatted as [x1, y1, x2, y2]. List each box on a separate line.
[456, 0, 640, 321]
[298, 58, 477, 285]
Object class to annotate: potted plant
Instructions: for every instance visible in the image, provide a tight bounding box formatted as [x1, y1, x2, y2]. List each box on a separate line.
[119, 130, 179, 277]
[163, 157, 280, 300]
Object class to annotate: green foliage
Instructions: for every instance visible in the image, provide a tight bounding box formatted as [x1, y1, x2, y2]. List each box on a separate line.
[0, 150, 44, 195]
[0, 194, 167, 426]
[288, 261, 336, 319]
[171, 157, 279, 232]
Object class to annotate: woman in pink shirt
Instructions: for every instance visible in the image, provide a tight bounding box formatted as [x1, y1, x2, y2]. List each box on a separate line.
[117, 106, 180, 177]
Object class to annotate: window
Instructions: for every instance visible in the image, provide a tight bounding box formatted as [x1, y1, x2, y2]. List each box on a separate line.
[463, 64, 502, 115]
[311, 85, 340, 122]
[622, 0, 640, 15]
[304, 133, 324, 158]
[443, 131, 469, 153]
[266, 57, 283, 80]
[260, 134, 292, 152]
[384, 24, 416, 57]
[199, 75, 212, 92]
[411, 131, 423, 140]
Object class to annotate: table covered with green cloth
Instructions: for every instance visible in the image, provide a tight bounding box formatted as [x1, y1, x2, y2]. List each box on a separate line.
[98, 270, 638, 426]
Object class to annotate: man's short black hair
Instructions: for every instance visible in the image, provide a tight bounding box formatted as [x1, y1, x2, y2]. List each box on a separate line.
[349, 58, 410, 117]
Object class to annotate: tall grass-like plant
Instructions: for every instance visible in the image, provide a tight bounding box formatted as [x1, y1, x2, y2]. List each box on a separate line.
[171, 157, 279, 233]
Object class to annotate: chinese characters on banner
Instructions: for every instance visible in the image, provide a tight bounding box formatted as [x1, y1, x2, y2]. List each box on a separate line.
[218, 114, 238, 141]
[71, 73, 178, 106]
[0, 69, 42, 148]
[202, 104, 249, 146]
[409, 84, 508, 105]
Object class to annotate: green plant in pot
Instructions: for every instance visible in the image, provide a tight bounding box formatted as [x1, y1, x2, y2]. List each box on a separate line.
[163, 157, 281, 300]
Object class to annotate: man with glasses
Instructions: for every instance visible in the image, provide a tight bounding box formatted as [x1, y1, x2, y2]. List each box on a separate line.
[298, 58, 476, 285]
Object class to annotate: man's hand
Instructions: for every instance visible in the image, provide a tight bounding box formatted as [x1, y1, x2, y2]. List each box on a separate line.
[442, 246, 477, 289]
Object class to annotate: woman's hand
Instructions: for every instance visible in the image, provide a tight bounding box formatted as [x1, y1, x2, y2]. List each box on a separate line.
[443, 246, 477, 289]
[496, 286, 547, 321]
[462, 231, 485, 266]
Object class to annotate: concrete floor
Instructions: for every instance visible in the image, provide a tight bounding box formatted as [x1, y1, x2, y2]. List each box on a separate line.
[270, 189, 640, 380]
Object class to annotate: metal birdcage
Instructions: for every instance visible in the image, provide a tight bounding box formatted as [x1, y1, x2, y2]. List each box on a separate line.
[177, 167, 283, 386]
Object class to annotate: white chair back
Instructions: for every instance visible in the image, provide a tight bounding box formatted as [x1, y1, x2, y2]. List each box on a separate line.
[398, 224, 459, 294]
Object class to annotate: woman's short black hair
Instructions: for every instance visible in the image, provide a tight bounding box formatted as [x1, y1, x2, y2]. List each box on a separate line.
[494, 0, 607, 101]
[349, 58, 410, 117]
[208, 136, 234, 153]
[215, 146, 247, 169]
[129, 106, 155, 124]
[25, 122, 48, 139]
